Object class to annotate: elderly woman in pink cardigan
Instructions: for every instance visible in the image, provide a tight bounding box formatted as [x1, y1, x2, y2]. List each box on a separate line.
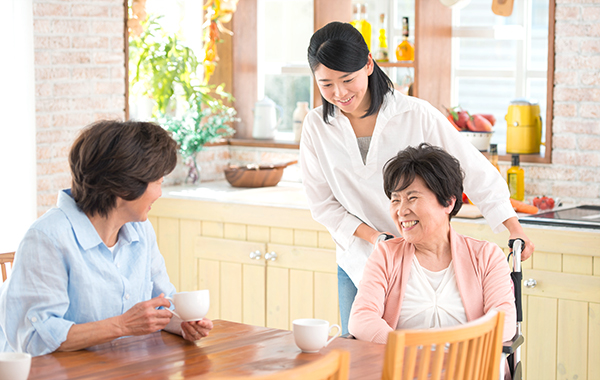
[348, 143, 516, 344]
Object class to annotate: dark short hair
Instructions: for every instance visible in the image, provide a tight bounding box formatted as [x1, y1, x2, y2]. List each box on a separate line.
[383, 143, 464, 219]
[69, 120, 177, 217]
[307, 21, 394, 124]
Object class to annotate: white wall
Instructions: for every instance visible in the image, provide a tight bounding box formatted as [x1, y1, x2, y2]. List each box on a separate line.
[0, 0, 37, 252]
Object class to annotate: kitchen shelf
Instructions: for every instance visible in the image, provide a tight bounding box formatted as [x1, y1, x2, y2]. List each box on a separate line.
[377, 61, 415, 68]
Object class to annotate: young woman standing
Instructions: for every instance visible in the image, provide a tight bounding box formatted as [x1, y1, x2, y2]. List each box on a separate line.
[299, 21, 533, 335]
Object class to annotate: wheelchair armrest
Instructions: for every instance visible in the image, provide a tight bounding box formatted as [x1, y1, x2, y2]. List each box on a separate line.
[340, 333, 356, 339]
[502, 333, 524, 354]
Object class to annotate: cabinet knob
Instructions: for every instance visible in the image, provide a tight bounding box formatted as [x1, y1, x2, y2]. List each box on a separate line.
[249, 250, 262, 260]
[524, 278, 537, 288]
[264, 252, 278, 261]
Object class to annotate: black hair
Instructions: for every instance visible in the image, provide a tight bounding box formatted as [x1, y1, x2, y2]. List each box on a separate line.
[383, 143, 464, 219]
[307, 21, 394, 124]
[69, 120, 177, 217]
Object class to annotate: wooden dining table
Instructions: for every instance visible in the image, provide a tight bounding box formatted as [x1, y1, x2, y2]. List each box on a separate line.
[28, 319, 386, 379]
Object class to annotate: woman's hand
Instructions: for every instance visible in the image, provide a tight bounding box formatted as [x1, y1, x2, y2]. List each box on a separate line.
[503, 217, 534, 260]
[118, 295, 173, 336]
[181, 319, 214, 342]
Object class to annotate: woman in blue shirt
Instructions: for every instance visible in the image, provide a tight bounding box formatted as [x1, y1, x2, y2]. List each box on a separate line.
[0, 120, 213, 356]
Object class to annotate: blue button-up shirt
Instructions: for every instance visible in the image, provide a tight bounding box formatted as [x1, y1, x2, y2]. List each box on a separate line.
[0, 189, 176, 356]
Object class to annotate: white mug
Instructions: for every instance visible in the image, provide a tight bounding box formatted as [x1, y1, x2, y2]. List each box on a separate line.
[292, 319, 341, 353]
[0, 352, 31, 380]
[165, 289, 210, 322]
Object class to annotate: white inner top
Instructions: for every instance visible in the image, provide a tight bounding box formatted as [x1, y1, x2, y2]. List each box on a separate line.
[396, 257, 468, 330]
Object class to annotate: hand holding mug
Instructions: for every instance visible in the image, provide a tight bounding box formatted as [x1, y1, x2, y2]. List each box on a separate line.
[120, 295, 173, 336]
[165, 290, 210, 322]
[181, 318, 214, 342]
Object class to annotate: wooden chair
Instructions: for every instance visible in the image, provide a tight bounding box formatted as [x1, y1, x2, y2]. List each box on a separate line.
[382, 310, 505, 380]
[213, 349, 350, 380]
[0, 252, 15, 282]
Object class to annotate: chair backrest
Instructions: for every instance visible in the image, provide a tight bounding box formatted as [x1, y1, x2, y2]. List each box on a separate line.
[0, 252, 15, 283]
[382, 310, 505, 380]
[213, 349, 350, 380]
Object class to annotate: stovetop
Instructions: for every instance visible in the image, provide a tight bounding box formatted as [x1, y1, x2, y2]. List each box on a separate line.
[519, 205, 600, 230]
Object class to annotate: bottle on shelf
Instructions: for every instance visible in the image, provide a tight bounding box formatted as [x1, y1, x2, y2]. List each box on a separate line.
[489, 144, 500, 172]
[395, 16, 414, 62]
[292, 101, 310, 143]
[374, 13, 389, 63]
[507, 154, 525, 201]
[350, 3, 372, 51]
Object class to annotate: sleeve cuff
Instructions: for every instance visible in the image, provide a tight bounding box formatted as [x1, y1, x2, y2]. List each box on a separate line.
[332, 215, 363, 251]
[483, 202, 518, 234]
[28, 315, 74, 356]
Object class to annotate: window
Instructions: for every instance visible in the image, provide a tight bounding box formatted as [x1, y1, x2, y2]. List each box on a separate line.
[451, 0, 553, 161]
[257, 0, 313, 139]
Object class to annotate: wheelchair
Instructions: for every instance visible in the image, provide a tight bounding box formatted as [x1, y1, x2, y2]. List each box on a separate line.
[501, 238, 526, 380]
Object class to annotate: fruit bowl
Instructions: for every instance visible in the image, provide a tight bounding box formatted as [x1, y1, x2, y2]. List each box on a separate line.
[459, 131, 493, 151]
[224, 160, 298, 188]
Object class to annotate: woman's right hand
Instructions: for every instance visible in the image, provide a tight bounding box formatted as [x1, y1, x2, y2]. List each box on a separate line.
[118, 294, 173, 336]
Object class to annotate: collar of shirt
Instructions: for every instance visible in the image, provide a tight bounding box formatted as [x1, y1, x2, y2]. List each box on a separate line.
[57, 189, 140, 251]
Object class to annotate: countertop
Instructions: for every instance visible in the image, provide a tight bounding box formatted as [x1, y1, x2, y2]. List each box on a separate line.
[160, 181, 599, 232]
[162, 181, 309, 209]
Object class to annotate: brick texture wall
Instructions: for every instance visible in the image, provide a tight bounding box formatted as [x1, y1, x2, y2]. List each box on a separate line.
[33, 0, 126, 215]
[532, 0, 600, 205]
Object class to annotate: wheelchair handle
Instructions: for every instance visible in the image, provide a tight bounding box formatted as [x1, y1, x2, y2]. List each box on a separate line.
[508, 238, 525, 273]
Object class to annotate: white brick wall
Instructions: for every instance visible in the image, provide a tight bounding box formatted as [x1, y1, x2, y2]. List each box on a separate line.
[33, 0, 125, 216]
[539, 0, 600, 205]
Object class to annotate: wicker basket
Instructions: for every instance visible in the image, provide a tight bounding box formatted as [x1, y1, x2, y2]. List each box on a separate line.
[224, 160, 297, 188]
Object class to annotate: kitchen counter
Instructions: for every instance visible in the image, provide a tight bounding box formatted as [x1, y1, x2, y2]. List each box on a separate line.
[162, 181, 308, 209]
[161, 181, 600, 233]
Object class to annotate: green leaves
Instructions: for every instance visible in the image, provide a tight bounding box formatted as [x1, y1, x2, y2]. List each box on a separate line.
[129, 15, 238, 161]
[129, 16, 202, 117]
[160, 98, 238, 160]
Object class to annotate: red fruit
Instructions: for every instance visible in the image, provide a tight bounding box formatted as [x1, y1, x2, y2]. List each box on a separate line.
[462, 192, 470, 204]
[472, 114, 493, 132]
[479, 114, 496, 126]
[465, 116, 477, 131]
[533, 196, 555, 210]
[456, 111, 469, 129]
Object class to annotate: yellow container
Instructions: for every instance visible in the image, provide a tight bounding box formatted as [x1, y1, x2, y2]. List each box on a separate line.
[505, 99, 542, 154]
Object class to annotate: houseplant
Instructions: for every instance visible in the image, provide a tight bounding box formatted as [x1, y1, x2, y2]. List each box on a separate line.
[160, 89, 237, 183]
[128, 5, 239, 183]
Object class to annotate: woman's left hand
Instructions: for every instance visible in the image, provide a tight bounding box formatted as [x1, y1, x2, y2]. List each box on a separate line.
[181, 319, 214, 342]
[503, 217, 534, 260]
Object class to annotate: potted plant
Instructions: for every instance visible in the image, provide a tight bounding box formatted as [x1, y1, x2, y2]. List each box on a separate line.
[160, 90, 237, 183]
[128, 3, 239, 183]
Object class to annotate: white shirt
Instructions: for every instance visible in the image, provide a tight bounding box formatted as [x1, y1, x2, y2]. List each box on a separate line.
[299, 91, 516, 286]
[396, 259, 467, 330]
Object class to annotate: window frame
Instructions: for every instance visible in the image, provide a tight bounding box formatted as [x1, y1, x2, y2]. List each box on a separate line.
[450, 0, 555, 164]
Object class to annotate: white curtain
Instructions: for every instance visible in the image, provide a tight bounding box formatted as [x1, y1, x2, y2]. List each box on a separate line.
[0, 0, 36, 253]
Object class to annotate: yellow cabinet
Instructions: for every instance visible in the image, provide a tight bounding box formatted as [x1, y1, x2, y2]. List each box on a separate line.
[148, 196, 339, 331]
[451, 220, 600, 380]
[194, 236, 338, 330]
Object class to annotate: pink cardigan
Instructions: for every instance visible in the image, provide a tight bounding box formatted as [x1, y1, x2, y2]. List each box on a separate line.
[348, 227, 516, 343]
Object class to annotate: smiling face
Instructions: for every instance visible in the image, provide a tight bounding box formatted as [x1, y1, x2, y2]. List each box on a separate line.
[313, 55, 374, 118]
[118, 177, 164, 223]
[390, 175, 455, 246]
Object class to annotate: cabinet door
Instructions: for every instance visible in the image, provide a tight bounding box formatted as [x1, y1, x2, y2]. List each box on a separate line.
[523, 268, 600, 380]
[195, 236, 266, 326]
[265, 243, 338, 330]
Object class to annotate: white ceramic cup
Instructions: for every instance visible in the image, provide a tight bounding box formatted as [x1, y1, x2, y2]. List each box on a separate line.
[165, 289, 210, 322]
[0, 352, 32, 380]
[292, 319, 341, 353]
